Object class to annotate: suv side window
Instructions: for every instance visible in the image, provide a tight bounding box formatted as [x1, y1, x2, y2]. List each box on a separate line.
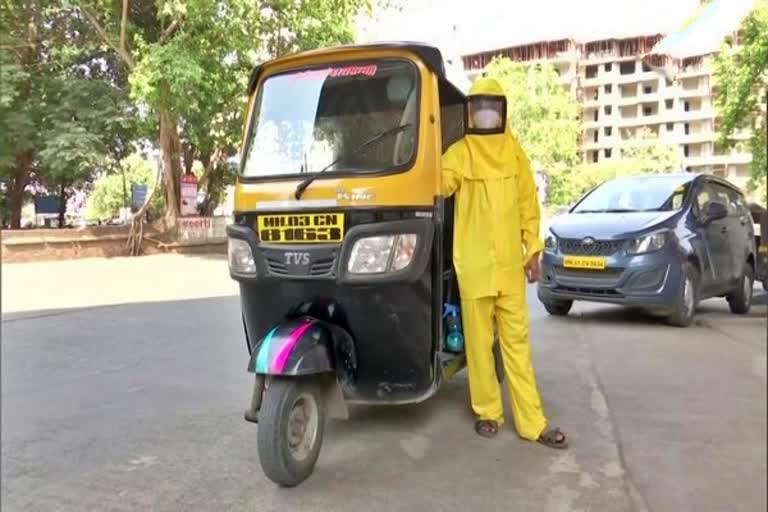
[712, 184, 737, 215]
[693, 182, 714, 220]
[731, 190, 749, 217]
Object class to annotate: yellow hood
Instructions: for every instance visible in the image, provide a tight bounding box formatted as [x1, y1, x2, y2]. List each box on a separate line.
[469, 76, 505, 96]
[464, 77, 513, 180]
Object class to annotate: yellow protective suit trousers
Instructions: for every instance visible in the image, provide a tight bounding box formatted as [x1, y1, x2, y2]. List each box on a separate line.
[461, 286, 548, 441]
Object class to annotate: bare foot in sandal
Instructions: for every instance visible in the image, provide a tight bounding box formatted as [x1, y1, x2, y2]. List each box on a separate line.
[538, 427, 568, 449]
[475, 419, 499, 438]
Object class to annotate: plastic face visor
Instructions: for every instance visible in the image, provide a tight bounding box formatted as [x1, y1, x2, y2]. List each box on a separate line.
[466, 95, 507, 135]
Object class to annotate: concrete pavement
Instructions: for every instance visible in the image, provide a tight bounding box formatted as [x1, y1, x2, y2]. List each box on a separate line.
[2, 255, 766, 511]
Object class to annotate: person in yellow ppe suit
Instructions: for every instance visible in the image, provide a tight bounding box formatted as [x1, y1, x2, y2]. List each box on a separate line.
[442, 77, 568, 449]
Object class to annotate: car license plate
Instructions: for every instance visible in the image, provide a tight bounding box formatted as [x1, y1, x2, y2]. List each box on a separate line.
[563, 255, 607, 270]
[257, 213, 345, 243]
[759, 245, 768, 254]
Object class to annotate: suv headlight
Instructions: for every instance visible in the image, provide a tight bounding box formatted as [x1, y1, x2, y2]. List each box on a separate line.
[228, 238, 256, 274]
[348, 234, 418, 274]
[627, 231, 668, 255]
[544, 233, 557, 252]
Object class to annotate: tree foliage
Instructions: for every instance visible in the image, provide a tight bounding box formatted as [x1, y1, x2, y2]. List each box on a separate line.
[548, 128, 682, 206]
[1, 0, 390, 232]
[86, 153, 165, 220]
[714, 1, 768, 192]
[483, 58, 581, 172]
[0, 0, 137, 228]
[76, 0, 376, 228]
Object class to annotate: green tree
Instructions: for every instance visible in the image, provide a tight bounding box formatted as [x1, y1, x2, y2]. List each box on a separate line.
[483, 58, 581, 172]
[549, 128, 681, 206]
[87, 153, 165, 220]
[621, 127, 681, 173]
[76, 0, 377, 252]
[482, 58, 582, 209]
[714, 1, 768, 195]
[0, 1, 136, 228]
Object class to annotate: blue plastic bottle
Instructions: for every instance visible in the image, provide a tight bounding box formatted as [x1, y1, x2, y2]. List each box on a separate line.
[443, 304, 464, 353]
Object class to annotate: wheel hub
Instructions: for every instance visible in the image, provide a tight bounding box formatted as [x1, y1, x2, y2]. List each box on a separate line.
[286, 393, 319, 462]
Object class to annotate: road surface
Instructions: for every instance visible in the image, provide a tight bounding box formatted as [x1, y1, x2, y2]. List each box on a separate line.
[2, 255, 766, 511]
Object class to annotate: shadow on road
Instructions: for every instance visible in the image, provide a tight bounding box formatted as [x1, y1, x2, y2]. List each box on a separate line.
[546, 291, 768, 327]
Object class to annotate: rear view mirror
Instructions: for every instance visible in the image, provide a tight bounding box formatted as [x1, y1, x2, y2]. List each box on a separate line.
[705, 201, 728, 222]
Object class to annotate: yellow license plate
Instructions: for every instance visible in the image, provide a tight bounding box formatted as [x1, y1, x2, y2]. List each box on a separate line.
[759, 245, 768, 254]
[563, 255, 607, 270]
[257, 213, 345, 243]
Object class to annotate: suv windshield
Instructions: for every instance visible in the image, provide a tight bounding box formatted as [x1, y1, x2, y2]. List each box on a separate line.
[242, 59, 418, 178]
[573, 176, 693, 213]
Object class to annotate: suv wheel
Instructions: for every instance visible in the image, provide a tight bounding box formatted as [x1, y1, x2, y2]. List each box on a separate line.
[668, 264, 698, 327]
[727, 266, 753, 315]
[543, 299, 573, 316]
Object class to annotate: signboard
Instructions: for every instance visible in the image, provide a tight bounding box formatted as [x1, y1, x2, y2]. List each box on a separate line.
[177, 216, 228, 246]
[180, 174, 199, 217]
[131, 184, 148, 211]
[34, 195, 60, 215]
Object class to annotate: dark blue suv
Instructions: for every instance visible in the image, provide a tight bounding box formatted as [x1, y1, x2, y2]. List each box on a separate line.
[538, 174, 757, 326]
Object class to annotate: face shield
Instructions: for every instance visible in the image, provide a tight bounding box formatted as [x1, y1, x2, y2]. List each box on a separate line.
[467, 95, 507, 135]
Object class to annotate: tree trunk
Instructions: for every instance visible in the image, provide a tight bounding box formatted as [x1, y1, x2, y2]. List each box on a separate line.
[126, 156, 163, 256]
[9, 150, 33, 229]
[58, 180, 67, 228]
[159, 106, 182, 227]
[199, 149, 226, 216]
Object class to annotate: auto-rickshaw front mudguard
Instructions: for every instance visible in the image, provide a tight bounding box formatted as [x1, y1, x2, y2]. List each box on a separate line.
[245, 316, 353, 422]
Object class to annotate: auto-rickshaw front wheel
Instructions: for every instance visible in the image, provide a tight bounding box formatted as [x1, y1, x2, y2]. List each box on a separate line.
[257, 377, 326, 487]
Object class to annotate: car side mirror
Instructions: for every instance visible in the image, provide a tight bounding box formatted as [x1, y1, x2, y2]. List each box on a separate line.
[705, 201, 728, 222]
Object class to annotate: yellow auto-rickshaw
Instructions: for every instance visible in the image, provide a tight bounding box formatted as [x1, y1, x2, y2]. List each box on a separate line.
[227, 42, 500, 486]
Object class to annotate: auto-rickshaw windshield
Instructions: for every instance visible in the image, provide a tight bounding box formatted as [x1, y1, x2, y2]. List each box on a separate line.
[242, 59, 419, 178]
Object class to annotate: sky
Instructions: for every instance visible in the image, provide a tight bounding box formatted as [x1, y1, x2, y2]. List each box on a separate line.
[356, 0, 702, 58]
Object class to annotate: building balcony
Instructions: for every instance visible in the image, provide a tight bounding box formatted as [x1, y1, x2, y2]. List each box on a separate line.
[683, 153, 752, 167]
[677, 64, 712, 78]
[676, 87, 712, 99]
[581, 71, 662, 88]
[670, 131, 718, 144]
[581, 52, 637, 65]
[580, 119, 615, 130]
[614, 109, 715, 127]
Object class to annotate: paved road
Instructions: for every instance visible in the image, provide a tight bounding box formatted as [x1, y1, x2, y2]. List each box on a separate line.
[2, 255, 766, 511]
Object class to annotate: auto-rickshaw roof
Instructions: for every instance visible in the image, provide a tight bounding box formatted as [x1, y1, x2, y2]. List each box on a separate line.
[247, 41, 468, 104]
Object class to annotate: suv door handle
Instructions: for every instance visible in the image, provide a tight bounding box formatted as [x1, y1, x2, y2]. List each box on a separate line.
[721, 226, 728, 234]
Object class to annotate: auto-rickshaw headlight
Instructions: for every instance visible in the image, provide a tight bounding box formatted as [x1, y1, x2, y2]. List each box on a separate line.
[228, 238, 256, 274]
[348, 234, 418, 274]
[391, 234, 417, 271]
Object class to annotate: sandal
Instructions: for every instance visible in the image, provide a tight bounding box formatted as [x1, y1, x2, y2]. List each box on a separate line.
[538, 427, 568, 449]
[475, 419, 499, 438]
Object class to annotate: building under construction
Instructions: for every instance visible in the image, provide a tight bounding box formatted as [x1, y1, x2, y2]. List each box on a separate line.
[461, 7, 757, 190]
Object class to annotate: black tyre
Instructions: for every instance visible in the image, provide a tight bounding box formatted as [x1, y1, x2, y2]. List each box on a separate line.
[667, 264, 698, 327]
[257, 377, 326, 487]
[543, 299, 573, 316]
[763, 280, 768, 293]
[727, 266, 754, 315]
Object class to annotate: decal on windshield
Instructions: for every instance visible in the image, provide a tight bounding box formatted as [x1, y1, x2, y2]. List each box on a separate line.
[289, 64, 378, 83]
